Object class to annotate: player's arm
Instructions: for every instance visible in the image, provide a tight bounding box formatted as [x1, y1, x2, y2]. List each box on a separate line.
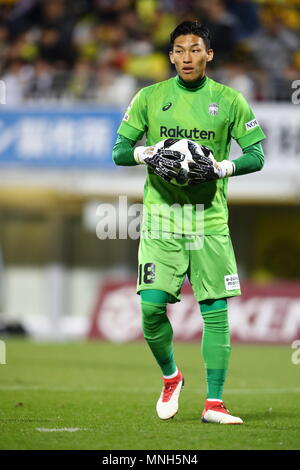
[113, 89, 184, 181]
[112, 134, 138, 166]
[112, 90, 158, 168]
[232, 142, 264, 176]
[188, 93, 266, 184]
[229, 92, 266, 176]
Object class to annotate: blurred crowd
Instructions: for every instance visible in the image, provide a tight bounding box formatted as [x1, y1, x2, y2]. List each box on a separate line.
[0, 0, 300, 106]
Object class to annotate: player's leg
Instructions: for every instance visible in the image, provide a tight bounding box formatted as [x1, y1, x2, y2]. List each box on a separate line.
[137, 234, 188, 420]
[200, 298, 230, 401]
[140, 289, 177, 377]
[137, 235, 187, 370]
[140, 289, 184, 420]
[199, 298, 243, 424]
[188, 234, 243, 424]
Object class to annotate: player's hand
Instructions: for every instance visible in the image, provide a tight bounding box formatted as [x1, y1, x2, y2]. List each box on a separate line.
[134, 145, 185, 182]
[145, 147, 185, 182]
[187, 143, 234, 185]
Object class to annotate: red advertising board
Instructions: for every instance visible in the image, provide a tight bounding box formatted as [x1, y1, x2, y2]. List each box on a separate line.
[88, 280, 300, 344]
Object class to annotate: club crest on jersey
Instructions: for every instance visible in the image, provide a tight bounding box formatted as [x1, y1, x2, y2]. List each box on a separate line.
[208, 103, 219, 116]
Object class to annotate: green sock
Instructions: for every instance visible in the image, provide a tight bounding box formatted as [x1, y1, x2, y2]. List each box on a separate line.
[140, 289, 177, 377]
[200, 299, 231, 400]
[205, 369, 228, 400]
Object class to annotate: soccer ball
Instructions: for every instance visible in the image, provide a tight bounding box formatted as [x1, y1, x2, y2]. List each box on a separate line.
[153, 138, 200, 186]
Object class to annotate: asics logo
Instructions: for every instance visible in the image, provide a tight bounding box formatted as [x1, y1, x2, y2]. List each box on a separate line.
[162, 102, 172, 111]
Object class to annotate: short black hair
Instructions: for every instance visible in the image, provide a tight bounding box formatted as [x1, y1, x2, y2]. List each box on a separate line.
[170, 21, 211, 50]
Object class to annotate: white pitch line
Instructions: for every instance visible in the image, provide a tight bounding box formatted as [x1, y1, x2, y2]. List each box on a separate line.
[221, 387, 300, 395]
[0, 385, 300, 394]
[36, 427, 91, 432]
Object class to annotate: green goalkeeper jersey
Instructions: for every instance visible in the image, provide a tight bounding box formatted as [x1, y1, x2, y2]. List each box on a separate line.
[118, 75, 266, 235]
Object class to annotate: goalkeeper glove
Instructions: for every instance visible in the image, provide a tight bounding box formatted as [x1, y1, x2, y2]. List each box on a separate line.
[134, 145, 185, 182]
[187, 143, 235, 184]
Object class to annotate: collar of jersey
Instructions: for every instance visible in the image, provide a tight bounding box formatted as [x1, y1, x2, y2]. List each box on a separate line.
[175, 74, 207, 91]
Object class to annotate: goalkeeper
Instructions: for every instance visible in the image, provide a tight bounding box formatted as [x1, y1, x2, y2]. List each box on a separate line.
[112, 21, 265, 425]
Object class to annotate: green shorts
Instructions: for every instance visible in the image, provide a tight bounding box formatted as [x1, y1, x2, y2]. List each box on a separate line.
[137, 232, 241, 303]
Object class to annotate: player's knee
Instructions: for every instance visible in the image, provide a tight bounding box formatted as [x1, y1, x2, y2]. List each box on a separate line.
[203, 315, 230, 333]
[141, 301, 167, 337]
[200, 299, 229, 332]
[200, 298, 227, 313]
[140, 289, 169, 304]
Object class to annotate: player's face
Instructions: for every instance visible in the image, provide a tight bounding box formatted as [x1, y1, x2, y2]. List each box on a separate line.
[169, 35, 213, 82]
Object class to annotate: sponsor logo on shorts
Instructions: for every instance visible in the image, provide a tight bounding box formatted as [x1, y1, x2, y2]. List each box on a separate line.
[245, 119, 259, 131]
[123, 112, 129, 122]
[224, 274, 240, 291]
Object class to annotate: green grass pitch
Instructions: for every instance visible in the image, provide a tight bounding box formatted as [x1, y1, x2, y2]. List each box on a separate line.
[0, 338, 299, 450]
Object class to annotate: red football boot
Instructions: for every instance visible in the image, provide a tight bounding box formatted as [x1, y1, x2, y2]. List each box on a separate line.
[156, 370, 184, 420]
[202, 399, 243, 424]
